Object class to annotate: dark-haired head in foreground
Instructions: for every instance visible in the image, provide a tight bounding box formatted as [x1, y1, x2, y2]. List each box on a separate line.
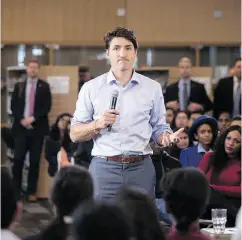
[40, 165, 93, 240]
[162, 168, 210, 236]
[116, 187, 166, 240]
[72, 201, 131, 240]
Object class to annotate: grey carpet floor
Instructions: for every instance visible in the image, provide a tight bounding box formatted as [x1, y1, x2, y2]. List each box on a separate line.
[13, 199, 53, 239]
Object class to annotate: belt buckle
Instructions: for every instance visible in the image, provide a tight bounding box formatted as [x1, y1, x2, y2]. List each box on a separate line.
[121, 156, 130, 164]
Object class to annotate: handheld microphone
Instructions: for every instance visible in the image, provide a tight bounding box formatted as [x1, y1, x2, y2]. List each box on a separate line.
[107, 90, 119, 132]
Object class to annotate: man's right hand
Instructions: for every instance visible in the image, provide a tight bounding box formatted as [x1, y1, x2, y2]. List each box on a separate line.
[96, 109, 120, 129]
[20, 118, 33, 129]
[166, 101, 180, 111]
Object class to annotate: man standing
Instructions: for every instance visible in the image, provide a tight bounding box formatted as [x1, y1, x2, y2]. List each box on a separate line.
[164, 57, 212, 113]
[11, 60, 52, 201]
[70, 27, 182, 201]
[213, 58, 241, 119]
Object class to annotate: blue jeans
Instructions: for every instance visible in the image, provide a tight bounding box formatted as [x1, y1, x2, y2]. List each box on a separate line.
[89, 157, 156, 202]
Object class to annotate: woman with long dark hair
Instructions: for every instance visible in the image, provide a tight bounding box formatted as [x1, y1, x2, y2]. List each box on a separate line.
[198, 125, 241, 225]
[45, 113, 74, 176]
[162, 168, 211, 239]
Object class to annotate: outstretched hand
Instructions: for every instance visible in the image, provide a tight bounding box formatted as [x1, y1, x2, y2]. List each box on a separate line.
[159, 128, 184, 147]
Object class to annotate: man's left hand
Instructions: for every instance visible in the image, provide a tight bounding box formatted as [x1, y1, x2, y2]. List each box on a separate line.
[188, 102, 203, 112]
[159, 128, 184, 147]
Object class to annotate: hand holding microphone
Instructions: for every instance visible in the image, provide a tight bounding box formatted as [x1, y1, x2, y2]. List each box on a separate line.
[95, 109, 119, 130]
[95, 90, 119, 131]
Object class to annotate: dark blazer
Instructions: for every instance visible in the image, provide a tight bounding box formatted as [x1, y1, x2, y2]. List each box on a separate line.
[213, 76, 240, 119]
[11, 79, 52, 136]
[164, 80, 213, 112]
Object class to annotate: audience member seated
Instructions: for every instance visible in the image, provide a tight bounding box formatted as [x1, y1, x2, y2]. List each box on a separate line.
[71, 201, 131, 240]
[45, 113, 75, 176]
[166, 107, 175, 126]
[161, 168, 211, 240]
[116, 187, 166, 240]
[230, 115, 241, 127]
[150, 142, 182, 198]
[198, 125, 241, 226]
[188, 110, 203, 128]
[164, 57, 212, 113]
[217, 111, 231, 134]
[180, 116, 218, 168]
[24, 165, 93, 240]
[72, 139, 93, 168]
[171, 110, 189, 130]
[1, 167, 23, 240]
[167, 127, 192, 159]
[150, 142, 182, 225]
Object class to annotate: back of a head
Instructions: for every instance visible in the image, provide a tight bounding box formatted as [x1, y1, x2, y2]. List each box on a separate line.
[41, 166, 93, 240]
[116, 187, 166, 240]
[1, 167, 18, 229]
[162, 168, 210, 235]
[72, 201, 131, 240]
[51, 165, 93, 216]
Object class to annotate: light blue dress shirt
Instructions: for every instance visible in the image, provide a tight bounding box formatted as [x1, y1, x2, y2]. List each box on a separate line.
[71, 70, 172, 156]
[178, 79, 191, 110]
[197, 142, 208, 155]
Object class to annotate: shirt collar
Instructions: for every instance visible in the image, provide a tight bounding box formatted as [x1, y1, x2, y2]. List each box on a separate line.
[234, 76, 241, 83]
[27, 78, 38, 84]
[106, 70, 140, 85]
[178, 78, 191, 87]
[197, 143, 210, 153]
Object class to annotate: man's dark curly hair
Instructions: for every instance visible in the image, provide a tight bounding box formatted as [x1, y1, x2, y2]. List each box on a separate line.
[104, 27, 138, 50]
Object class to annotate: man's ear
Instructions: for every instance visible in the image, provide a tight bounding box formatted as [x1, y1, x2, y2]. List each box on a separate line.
[106, 49, 109, 57]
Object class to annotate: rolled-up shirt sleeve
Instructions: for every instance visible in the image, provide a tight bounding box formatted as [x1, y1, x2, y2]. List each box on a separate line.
[150, 85, 172, 144]
[71, 83, 94, 127]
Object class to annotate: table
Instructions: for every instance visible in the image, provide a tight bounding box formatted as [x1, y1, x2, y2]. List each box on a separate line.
[201, 228, 236, 239]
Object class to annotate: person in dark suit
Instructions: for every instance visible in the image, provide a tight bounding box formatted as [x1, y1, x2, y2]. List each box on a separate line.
[164, 57, 212, 113]
[11, 59, 52, 202]
[213, 58, 241, 119]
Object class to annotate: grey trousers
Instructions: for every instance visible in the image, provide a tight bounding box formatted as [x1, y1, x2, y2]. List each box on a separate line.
[89, 156, 156, 202]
